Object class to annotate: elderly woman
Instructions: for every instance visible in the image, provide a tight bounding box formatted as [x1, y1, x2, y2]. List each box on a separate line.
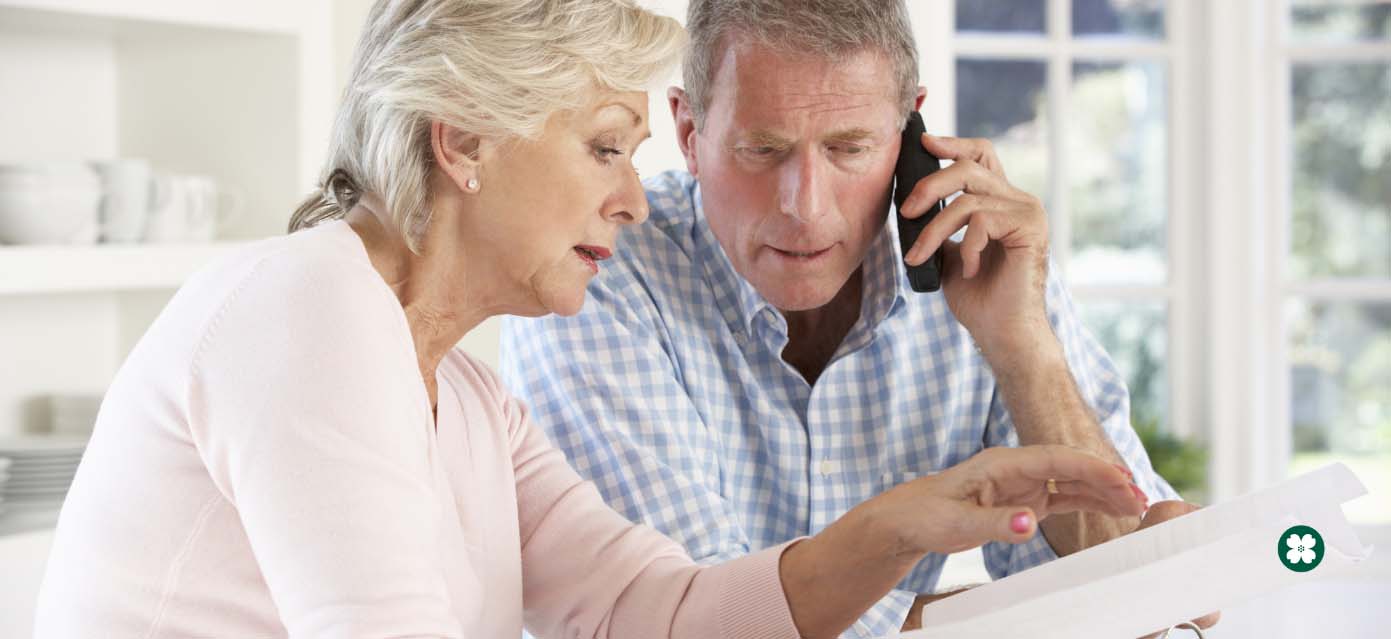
[35, 1, 1146, 637]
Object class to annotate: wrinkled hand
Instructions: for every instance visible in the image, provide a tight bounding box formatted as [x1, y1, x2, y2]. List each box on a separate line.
[898, 134, 1052, 356]
[877, 445, 1148, 557]
[1137, 501, 1222, 639]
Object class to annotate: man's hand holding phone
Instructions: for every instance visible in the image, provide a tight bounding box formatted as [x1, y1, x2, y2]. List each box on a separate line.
[896, 132, 1053, 362]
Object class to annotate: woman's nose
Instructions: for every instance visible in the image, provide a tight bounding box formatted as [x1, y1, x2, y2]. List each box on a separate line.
[605, 170, 650, 225]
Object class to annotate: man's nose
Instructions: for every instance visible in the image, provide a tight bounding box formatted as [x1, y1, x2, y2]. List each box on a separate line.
[777, 149, 829, 224]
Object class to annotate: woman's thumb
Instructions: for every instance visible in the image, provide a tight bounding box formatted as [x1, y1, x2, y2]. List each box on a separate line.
[976, 506, 1037, 544]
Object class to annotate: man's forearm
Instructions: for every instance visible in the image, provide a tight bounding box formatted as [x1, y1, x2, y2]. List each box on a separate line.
[987, 337, 1142, 555]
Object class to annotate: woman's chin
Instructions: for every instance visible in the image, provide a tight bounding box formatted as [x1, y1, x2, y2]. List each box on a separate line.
[541, 289, 587, 317]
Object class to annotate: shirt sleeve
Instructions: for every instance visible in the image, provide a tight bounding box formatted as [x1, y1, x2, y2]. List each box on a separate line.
[980, 267, 1181, 579]
[499, 272, 753, 565]
[501, 273, 915, 639]
[186, 255, 462, 637]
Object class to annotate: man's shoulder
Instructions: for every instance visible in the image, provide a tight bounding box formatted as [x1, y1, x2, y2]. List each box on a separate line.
[589, 170, 706, 301]
[626, 169, 699, 259]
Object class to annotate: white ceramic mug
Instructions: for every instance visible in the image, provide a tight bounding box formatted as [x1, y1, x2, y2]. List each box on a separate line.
[90, 158, 152, 243]
[145, 174, 241, 243]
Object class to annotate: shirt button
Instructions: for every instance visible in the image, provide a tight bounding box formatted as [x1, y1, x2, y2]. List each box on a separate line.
[819, 460, 836, 477]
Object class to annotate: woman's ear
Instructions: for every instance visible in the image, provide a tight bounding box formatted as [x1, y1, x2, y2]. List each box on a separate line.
[431, 121, 485, 194]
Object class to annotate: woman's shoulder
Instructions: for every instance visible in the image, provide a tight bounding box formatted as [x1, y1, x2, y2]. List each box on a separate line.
[175, 220, 409, 363]
[437, 348, 506, 402]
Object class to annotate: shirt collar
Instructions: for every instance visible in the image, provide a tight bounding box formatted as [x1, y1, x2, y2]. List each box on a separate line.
[690, 183, 776, 338]
[689, 181, 911, 341]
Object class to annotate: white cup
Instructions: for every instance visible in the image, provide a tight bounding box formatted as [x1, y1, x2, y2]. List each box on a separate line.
[145, 174, 241, 243]
[91, 158, 152, 243]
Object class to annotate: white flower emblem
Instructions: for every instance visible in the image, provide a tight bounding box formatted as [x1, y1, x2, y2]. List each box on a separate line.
[1285, 532, 1318, 564]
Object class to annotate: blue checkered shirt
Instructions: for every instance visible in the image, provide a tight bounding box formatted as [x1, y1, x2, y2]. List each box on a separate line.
[500, 170, 1177, 638]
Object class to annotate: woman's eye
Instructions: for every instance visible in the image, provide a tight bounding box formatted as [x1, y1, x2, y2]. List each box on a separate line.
[594, 146, 623, 163]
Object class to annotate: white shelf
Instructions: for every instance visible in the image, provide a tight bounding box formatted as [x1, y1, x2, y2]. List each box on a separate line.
[0, 242, 249, 295]
[0, 0, 315, 36]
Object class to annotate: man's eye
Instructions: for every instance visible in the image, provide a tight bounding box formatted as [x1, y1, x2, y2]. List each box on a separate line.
[833, 145, 867, 155]
[742, 146, 778, 157]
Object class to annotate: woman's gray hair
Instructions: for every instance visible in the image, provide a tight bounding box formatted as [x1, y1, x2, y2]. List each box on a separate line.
[682, 0, 918, 128]
[290, 0, 685, 250]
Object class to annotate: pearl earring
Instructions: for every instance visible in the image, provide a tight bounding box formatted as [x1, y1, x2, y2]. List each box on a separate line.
[466, 178, 479, 191]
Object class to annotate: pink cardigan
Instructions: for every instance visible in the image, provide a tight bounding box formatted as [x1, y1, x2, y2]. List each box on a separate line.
[35, 221, 800, 638]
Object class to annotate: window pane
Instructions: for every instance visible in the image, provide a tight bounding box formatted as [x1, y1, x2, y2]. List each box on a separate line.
[1073, 0, 1166, 39]
[1077, 300, 1169, 430]
[1291, 0, 1391, 42]
[956, 0, 1046, 34]
[1076, 300, 1204, 496]
[1288, 300, 1391, 525]
[1290, 63, 1391, 279]
[1067, 61, 1168, 285]
[955, 59, 1049, 204]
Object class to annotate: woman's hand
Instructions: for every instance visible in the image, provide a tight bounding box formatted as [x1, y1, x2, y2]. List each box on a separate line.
[873, 445, 1148, 556]
[778, 445, 1148, 638]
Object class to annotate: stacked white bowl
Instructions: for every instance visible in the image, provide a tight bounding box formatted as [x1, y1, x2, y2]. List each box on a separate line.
[0, 163, 103, 245]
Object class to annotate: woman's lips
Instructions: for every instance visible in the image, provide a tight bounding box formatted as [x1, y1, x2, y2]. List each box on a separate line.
[573, 244, 611, 273]
[575, 244, 612, 260]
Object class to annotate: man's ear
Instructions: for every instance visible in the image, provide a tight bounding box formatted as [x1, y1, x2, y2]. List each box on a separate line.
[668, 86, 700, 177]
[913, 86, 927, 112]
[430, 120, 485, 194]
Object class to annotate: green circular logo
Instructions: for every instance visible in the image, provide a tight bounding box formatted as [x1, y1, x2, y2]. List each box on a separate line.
[1278, 525, 1324, 572]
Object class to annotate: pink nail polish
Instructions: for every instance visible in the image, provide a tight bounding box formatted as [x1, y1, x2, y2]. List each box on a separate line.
[1010, 512, 1032, 534]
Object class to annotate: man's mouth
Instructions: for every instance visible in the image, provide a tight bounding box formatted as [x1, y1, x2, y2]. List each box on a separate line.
[771, 245, 832, 260]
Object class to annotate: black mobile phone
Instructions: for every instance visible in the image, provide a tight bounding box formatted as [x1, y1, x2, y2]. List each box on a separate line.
[892, 111, 944, 293]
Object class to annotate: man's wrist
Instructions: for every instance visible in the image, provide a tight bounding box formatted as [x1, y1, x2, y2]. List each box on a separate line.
[973, 317, 1062, 370]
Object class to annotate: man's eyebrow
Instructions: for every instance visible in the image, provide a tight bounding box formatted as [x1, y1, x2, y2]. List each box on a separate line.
[740, 129, 793, 147]
[823, 127, 877, 144]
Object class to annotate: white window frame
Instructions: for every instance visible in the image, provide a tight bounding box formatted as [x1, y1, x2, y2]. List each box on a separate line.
[918, 0, 1391, 559]
[915, 0, 1200, 442]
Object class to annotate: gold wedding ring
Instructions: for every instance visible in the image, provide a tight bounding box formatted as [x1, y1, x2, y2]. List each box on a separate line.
[1046, 478, 1059, 495]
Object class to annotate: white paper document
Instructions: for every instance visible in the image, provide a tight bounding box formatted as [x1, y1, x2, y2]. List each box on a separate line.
[895, 463, 1375, 639]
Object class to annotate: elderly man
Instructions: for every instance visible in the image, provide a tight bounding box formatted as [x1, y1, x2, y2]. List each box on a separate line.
[501, 0, 1211, 636]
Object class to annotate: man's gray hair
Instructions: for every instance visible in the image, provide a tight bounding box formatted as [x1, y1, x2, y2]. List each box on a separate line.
[683, 0, 919, 127]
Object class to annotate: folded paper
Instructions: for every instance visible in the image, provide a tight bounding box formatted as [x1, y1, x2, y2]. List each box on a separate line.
[895, 463, 1374, 639]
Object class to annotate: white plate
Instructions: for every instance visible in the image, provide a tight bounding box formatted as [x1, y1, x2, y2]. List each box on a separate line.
[5, 468, 71, 477]
[0, 434, 89, 452]
[0, 449, 85, 460]
[4, 479, 72, 491]
[0, 495, 66, 503]
[4, 476, 75, 484]
[6, 457, 76, 467]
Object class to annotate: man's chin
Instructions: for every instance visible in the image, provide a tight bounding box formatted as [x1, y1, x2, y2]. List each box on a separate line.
[756, 281, 841, 313]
